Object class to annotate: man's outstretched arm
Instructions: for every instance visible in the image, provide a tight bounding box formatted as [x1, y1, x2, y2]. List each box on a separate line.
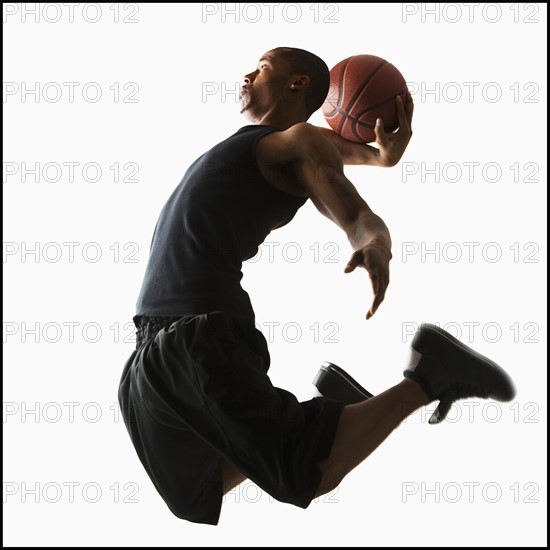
[257, 122, 392, 320]
[315, 90, 414, 167]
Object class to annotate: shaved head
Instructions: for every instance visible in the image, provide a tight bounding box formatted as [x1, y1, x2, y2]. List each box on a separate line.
[270, 47, 330, 117]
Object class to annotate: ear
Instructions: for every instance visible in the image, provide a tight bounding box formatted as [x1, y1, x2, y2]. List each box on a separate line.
[289, 74, 310, 90]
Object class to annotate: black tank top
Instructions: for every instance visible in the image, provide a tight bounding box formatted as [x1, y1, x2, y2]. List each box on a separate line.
[135, 125, 308, 326]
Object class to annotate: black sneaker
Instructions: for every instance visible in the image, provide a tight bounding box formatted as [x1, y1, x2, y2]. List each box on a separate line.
[404, 323, 517, 424]
[313, 362, 374, 404]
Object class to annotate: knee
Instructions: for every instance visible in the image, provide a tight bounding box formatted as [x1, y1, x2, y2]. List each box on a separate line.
[220, 458, 247, 494]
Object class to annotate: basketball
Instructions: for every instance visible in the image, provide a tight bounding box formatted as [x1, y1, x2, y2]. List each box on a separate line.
[322, 54, 408, 144]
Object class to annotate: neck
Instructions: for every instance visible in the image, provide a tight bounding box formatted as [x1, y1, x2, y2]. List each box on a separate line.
[243, 106, 308, 130]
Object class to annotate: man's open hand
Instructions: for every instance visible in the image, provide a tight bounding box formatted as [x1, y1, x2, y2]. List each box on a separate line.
[344, 241, 392, 320]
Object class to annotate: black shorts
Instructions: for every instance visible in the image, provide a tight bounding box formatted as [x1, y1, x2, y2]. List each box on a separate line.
[117, 311, 345, 525]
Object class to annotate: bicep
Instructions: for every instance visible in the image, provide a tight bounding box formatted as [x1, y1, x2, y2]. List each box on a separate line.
[296, 158, 371, 233]
[258, 123, 372, 232]
[288, 126, 373, 231]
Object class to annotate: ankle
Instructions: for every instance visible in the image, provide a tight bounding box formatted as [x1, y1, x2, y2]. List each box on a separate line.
[399, 378, 432, 406]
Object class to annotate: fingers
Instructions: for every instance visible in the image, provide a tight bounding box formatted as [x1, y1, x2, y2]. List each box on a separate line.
[369, 285, 387, 318]
[396, 95, 406, 126]
[367, 272, 388, 320]
[374, 118, 386, 144]
[405, 89, 414, 125]
[366, 289, 386, 319]
[345, 248, 390, 320]
[344, 250, 362, 273]
[396, 94, 411, 132]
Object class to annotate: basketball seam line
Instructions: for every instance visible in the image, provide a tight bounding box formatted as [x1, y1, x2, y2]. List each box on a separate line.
[335, 56, 353, 114]
[337, 59, 388, 136]
[350, 86, 407, 141]
[324, 84, 406, 122]
[353, 86, 408, 119]
[323, 57, 352, 118]
[342, 59, 389, 118]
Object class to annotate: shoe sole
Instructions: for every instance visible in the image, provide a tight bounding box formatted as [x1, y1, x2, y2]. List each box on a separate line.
[313, 362, 374, 404]
[411, 323, 516, 401]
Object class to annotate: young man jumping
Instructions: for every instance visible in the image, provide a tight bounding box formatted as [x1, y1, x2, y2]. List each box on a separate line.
[118, 47, 516, 525]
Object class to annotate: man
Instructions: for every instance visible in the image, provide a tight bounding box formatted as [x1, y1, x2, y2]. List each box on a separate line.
[118, 47, 515, 525]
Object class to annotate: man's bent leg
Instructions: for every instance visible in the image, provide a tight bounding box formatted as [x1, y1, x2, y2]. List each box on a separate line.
[316, 378, 429, 496]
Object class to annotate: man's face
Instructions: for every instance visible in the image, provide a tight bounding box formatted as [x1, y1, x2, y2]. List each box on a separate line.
[240, 49, 293, 120]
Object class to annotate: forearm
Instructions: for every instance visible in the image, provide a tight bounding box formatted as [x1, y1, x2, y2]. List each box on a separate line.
[315, 126, 384, 166]
[347, 212, 392, 252]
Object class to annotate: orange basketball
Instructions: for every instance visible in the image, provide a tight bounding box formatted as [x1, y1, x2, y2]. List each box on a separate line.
[322, 54, 408, 143]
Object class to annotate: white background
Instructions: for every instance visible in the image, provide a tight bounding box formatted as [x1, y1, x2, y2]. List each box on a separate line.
[3, 2, 547, 546]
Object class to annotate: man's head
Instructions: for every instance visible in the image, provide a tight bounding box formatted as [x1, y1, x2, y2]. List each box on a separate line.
[240, 47, 330, 126]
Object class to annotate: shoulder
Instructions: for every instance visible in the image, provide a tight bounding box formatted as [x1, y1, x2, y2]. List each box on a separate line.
[284, 122, 323, 141]
[257, 123, 342, 167]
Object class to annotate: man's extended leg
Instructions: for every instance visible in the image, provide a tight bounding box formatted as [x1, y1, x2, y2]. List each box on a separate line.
[220, 378, 428, 499]
[315, 323, 516, 497]
[316, 378, 428, 496]
[220, 378, 428, 498]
